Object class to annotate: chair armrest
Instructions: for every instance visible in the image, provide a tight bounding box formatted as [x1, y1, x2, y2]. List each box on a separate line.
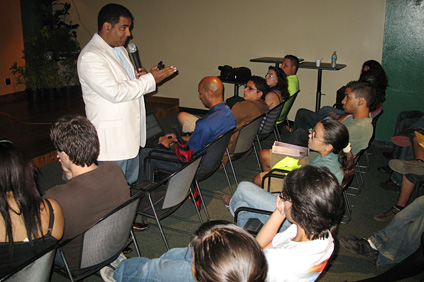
[131, 181, 161, 192]
[234, 207, 273, 224]
[262, 168, 289, 192]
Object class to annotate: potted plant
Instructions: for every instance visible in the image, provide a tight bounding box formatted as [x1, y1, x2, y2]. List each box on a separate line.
[10, 0, 80, 102]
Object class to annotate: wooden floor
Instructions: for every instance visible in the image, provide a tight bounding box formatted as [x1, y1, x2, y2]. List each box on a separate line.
[0, 87, 179, 167]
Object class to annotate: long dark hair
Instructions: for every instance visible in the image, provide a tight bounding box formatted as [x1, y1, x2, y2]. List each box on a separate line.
[361, 60, 388, 107]
[192, 220, 267, 282]
[320, 117, 355, 182]
[282, 166, 343, 239]
[0, 141, 44, 252]
[268, 66, 290, 101]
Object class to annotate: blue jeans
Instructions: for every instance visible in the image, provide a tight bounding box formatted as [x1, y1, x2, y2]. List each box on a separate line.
[114, 247, 195, 282]
[229, 181, 292, 231]
[98, 153, 140, 185]
[370, 196, 424, 267]
[318, 106, 345, 116]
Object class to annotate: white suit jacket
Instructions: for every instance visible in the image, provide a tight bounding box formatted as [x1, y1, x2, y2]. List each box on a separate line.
[77, 34, 156, 161]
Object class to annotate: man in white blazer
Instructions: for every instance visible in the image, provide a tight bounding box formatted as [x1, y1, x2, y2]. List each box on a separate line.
[77, 4, 177, 185]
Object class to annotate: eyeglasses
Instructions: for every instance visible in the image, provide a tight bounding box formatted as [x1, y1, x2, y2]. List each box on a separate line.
[244, 84, 260, 92]
[265, 74, 277, 79]
[279, 192, 291, 202]
[308, 128, 325, 143]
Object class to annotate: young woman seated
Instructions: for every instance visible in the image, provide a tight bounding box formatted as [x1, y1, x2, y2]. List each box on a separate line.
[0, 141, 64, 276]
[257, 166, 343, 281]
[225, 117, 353, 228]
[100, 220, 267, 282]
[264, 66, 290, 110]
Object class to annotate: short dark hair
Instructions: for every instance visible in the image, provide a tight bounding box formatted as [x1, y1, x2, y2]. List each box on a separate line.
[98, 3, 133, 32]
[346, 80, 375, 108]
[249, 75, 269, 99]
[192, 220, 267, 282]
[282, 166, 343, 239]
[284, 55, 300, 74]
[50, 115, 99, 167]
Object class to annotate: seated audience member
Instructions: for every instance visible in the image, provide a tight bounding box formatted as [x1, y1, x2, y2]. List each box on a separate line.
[100, 220, 267, 282]
[349, 232, 424, 282]
[140, 76, 236, 181]
[256, 166, 343, 281]
[288, 80, 374, 156]
[276, 54, 300, 125]
[378, 111, 424, 192]
[223, 76, 269, 163]
[225, 117, 353, 228]
[44, 115, 130, 269]
[374, 136, 424, 221]
[341, 195, 424, 268]
[264, 66, 290, 110]
[0, 141, 64, 275]
[332, 59, 388, 115]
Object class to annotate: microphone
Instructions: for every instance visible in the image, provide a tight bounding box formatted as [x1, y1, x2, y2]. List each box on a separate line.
[128, 43, 142, 71]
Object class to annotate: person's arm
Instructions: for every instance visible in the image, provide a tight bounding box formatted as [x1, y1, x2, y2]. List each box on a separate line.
[45, 198, 65, 240]
[256, 196, 287, 249]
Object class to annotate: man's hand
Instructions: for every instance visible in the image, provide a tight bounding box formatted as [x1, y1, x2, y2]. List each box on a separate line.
[150, 66, 177, 83]
[135, 67, 148, 79]
[158, 133, 177, 148]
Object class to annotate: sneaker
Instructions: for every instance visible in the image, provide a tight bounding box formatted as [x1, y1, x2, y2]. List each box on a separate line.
[377, 165, 392, 174]
[110, 252, 127, 269]
[222, 194, 232, 206]
[100, 266, 117, 282]
[389, 159, 424, 176]
[374, 206, 401, 222]
[391, 135, 412, 147]
[379, 179, 401, 193]
[340, 234, 378, 263]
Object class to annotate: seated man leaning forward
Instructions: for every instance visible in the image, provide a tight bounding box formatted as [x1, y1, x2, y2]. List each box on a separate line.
[100, 220, 268, 282]
[138, 76, 236, 181]
[287, 80, 374, 156]
[223, 76, 269, 163]
[44, 115, 130, 269]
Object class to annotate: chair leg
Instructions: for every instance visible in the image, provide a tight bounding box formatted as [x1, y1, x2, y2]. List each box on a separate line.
[225, 148, 238, 187]
[195, 180, 210, 221]
[147, 195, 170, 250]
[341, 191, 352, 224]
[59, 249, 75, 282]
[221, 161, 234, 195]
[189, 186, 204, 224]
[130, 230, 141, 257]
[273, 127, 281, 141]
[274, 125, 282, 140]
[253, 140, 261, 171]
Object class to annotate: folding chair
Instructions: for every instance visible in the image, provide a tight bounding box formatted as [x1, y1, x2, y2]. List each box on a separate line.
[275, 90, 300, 137]
[1, 242, 58, 282]
[224, 114, 265, 187]
[134, 154, 204, 250]
[54, 192, 143, 282]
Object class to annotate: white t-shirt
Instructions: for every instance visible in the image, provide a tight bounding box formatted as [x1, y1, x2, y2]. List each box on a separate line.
[264, 224, 334, 282]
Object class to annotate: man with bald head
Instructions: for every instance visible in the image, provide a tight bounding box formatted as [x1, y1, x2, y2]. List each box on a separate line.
[138, 76, 235, 181]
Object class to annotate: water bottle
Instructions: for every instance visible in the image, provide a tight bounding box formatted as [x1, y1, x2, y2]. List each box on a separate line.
[331, 51, 337, 68]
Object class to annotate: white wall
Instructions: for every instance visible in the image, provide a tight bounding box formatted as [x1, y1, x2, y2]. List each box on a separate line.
[68, 0, 386, 119]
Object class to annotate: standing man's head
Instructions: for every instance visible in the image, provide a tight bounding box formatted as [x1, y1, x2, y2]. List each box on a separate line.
[243, 76, 268, 101]
[50, 115, 100, 170]
[342, 81, 374, 116]
[98, 4, 133, 47]
[197, 76, 224, 109]
[281, 55, 300, 76]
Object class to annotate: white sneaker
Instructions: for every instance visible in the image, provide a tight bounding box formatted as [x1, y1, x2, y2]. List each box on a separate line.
[110, 252, 127, 269]
[100, 266, 117, 282]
